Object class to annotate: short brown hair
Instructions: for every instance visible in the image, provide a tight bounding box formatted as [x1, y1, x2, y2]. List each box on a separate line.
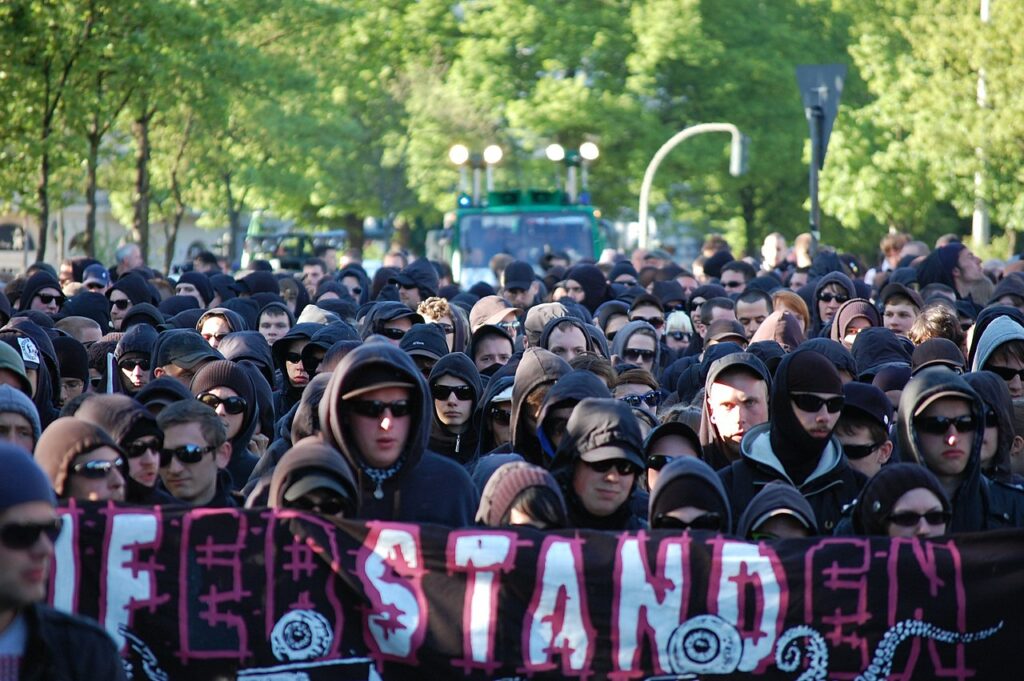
[908, 303, 965, 348]
[569, 353, 615, 388]
[157, 400, 227, 448]
[614, 368, 658, 392]
[771, 290, 810, 331]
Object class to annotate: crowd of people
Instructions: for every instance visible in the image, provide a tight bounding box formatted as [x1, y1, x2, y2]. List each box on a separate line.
[1, 231, 1024, 677]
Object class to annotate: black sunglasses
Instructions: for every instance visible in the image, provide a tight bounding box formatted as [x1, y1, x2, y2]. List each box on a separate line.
[71, 458, 124, 479]
[817, 292, 849, 304]
[489, 406, 512, 425]
[584, 459, 640, 476]
[632, 316, 665, 329]
[125, 438, 162, 459]
[645, 454, 677, 471]
[986, 364, 1024, 382]
[431, 384, 473, 401]
[37, 293, 65, 306]
[914, 414, 977, 435]
[380, 327, 407, 340]
[791, 393, 845, 413]
[623, 348, 655, 362]
[620, 390, 662, 408]
[159, 444, 215, 467]
[723, 280, 744, 289]
[111, 298, 131, 310]
[287, 494, 349, 517]
[118, 358, 150, 372]
[285, 351, 304, 364]
[90, 376, 104, 390]
[842, 441, 883, 460]
[348, 399, 412, 418]
[667, 331, 692, 342]
[0, 518, 62, 550]
[198, 393, 247, 415]
[888, 510, 951, 528]
[653, 512, 723, 532]
[201, 332, 230, 344]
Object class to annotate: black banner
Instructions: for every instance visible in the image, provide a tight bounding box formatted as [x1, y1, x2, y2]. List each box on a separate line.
[50, 502, 1024, 679]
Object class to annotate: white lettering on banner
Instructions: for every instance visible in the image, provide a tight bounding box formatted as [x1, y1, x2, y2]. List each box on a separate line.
[448, 532, 516, 673]
[357, 525, 426, 663]
[51, 509, 78, 614]
[522, 536, 594, 675]
[103, 512, 161, 650]
[613, 534, 689, 674]
[711, 540, 785, 672]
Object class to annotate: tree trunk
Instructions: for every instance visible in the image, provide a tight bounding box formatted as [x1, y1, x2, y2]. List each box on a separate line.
[37, 151, 50, 263]
[83, 130, 100, 257]
[393, 216, 410, 250]
[224, 173, 244, 266]
[345, 213, 364, 258]
[739, 186, 758, 257]
[132, 112, 151, 265]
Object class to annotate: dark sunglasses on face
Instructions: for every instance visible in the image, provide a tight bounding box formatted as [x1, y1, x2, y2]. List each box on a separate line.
[646, 454, 678, 471]
[71, 458, 124, 479]
[723, 280, 744, 289]
[620, 390, 663, 408]
[159, 444, 216, 467]
[287, 494, 349, 517]
[119, 358, 150, 372]
[90, 377, 104, 390]
[584, 458, 640, 476]
[790, 393, 845, 413]
[125, 438, 163, 459]
[667, 303, 687, 313]
[985, 364, 1024, 382]
[888, 509, 951, 528]
[380, 327, 407, 340]
[497, 320, 520, 334]
[0, 518, 62, 550]
[285, 352, 304, 364]
[818, 292, 849, 304]
[667, 331, 691, 342]
[431, 384, 473, 401]
[435, 323, 454, 334]
[914, 414, 978, 435]
[201, 332, 229, 343]
[489, 406, 512, 425]
[348, 287, 362, 296]
[111, 298, 131, 310]
[398, 282, 419, 290]
[37, 293, 65, 306]
[653, 512, 723, 532]
[197, 392, 247, 415]
[842, 441, 884, 460]
[623, 348, 655, 362]
[348, 399, 412, 418]
[632, 316, 665, 329]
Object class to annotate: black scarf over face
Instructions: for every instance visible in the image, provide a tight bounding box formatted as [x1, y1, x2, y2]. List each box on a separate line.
[768, 349, 843, 485]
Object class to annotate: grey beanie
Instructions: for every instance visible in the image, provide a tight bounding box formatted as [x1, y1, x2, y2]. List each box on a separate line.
[0, 443, 56, 511]
[0, 384, 41, 443]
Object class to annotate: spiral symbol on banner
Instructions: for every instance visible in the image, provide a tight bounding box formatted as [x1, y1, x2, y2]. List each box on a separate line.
[270, 609, 334, 662]
[666, 614, 743, 674]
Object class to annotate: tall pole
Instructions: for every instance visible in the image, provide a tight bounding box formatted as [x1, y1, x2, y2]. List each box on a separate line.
[972, 0, 991, 250]
[637, 123, 745, 250]
[807, 105, 824, 245]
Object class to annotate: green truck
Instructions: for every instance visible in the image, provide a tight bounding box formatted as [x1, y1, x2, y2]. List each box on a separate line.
[432, 189, 607, 287]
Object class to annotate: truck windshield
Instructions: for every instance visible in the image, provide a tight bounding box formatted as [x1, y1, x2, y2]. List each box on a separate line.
[459, 212, 593, 267]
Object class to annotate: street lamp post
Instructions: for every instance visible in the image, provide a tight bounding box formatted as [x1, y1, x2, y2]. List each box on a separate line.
[448, 144, 503, 205]
[546, 141, 600, 203]
[637, 123, 748, 250]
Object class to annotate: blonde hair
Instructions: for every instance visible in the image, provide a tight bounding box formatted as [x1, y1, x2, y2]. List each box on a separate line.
[417, 296, 451, 323]
[666, 310, 693, 334]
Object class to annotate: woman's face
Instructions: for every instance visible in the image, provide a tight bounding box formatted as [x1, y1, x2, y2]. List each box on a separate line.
[817, 284, 848, 324]
[887, 487, 948, 538]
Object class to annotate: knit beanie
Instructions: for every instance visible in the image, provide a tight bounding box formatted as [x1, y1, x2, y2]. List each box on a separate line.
[785, 350, 843, 395]
[703, 251, 735, 280]
[52, 336, 89, 383]
[190, 359, 256, 409]
[852, 463, 951, 536]
[936, 243, 966, 278]
[0, 385, 41, 443]
[649, 469, 730, 522]
[0, 444, 56, 511]
[475, 461, 566, 527]
[60, 292, 113, 331]
[177, 272, 214, 307]
[17, 271, 62, 312]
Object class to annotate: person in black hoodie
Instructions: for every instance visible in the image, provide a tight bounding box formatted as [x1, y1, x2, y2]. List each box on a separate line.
[535, 370, 613, 463]
[319, 340, 477, 525]
[699, 353, 771, 471]
[896, 367, 1024, 532]
[190, 360, 260, 490]
[718, 348, 866, 533]
[550, 397, 646, 530]
[510, 348, 572, 467]
[113, 324, 158, 395]
[271, 322, 321, 416]
[107, 272, 156, 331]
[561, 264, 610, 315]
[427, 353, 483, 466]
[74, 394, 177, 505]
[390, 257, 439, 310]
[474, 375, 515, 457]
[648, 457, 731, 532]
[0, 319, 61, 427]
[736, 481, 817, 540]
[964, 370, 1024, 486]
[16, 271, 64, 317]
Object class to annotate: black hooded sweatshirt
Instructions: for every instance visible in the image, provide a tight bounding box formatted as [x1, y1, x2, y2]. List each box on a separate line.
[535, 370, 612, 462]
[849, 327, 911, 381]
[550, 398, 647, 530]
[0, 318, 61, 427]
[809, 271, 856, 337]
[271, 322, 322, 416]
[648, 456, 733, 530]
[964, 371, 1024, 487]
[563, 264, 610, 315]
[699, 353, 771, 471]
[190, 359, 260, 490]
[510, 348, 572, 467]
[718, 349, 866, 533]
[897, 368, 1024, 532]
[427, 352, 483, 467]
[735, 480, 818, 539]
[474, 374, 515, 457]
[319, 342, 477, 525]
